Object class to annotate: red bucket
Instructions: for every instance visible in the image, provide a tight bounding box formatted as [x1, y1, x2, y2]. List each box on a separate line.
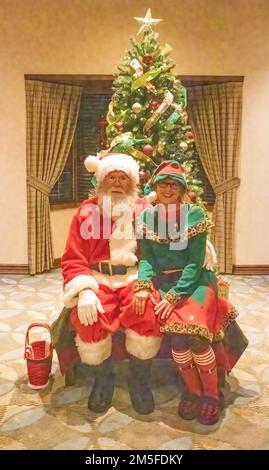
[24, 322, 53, 389]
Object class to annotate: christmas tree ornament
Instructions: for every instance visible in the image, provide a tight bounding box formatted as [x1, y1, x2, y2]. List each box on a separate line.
[150, 101, 160, 111]
[130, 58, 144, 77]
[143, 90, 173, 133]
[132, 102, 142, 113]
[143, 144, 154, 156]
[143, 54, 154, 65]
[134, 8, 163, 35]
[181, 109, 188, 124]
[106, 101, 116, 124]
[180, 141, 188, 152]
[157, 139, 166, 156]
[185, 131, 194, 140]
[145, 81, 157, 94]
[139, 170, 146, 181]
[188, 191, 197, 203]
[116, 122, 124, 131]
[162, 43, 173, 56]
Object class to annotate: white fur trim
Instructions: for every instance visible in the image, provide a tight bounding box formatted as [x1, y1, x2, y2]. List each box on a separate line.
[109, 222, 138, 267]
[63, 274, 99, 308]
[125, 329, 162, 360]
[84, 155, 100, 173]
[91, 266, 138, 290]
[75, 334, 112, 365]
[97, 154, 139, 185]
[145, 191, 157, 203]
[203, 239, 218, 271]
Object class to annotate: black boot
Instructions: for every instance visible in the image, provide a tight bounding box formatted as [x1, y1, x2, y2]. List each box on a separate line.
[128, 355, 154, 414]
[217, 367, 226, 409]
[88, 357, 115, 413]
[65, 363, 78, 386]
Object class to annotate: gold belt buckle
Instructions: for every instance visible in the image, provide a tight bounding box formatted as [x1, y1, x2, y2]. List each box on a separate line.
[99, 260, 113, 276]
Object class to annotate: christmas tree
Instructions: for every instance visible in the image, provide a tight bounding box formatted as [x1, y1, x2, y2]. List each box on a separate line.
[104, 8, 203, 202]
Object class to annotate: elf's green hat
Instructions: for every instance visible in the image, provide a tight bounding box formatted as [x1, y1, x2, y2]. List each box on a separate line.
[144, 160, 187, 202]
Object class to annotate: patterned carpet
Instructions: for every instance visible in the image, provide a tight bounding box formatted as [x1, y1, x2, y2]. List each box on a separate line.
[0, 271, 269, 450]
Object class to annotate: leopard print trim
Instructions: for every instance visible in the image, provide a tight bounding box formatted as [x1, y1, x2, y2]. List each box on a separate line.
[136, 218, 214, 244]
[163, 291, 181, 306]
[134, 280, 154, 292]
[160, 322, 213, 341]
[213, 306, 239, 341]
[160, 306, 239, 342]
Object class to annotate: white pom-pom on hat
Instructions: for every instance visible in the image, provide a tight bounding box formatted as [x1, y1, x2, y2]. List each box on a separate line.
[145, 191, 157, 203]
[84, 155, 100, 173]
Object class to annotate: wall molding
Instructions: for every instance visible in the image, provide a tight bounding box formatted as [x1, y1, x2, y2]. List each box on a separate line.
[0, 264, 29, 274]
[232, 265, 269, 275]
[1, 262, 268, 276]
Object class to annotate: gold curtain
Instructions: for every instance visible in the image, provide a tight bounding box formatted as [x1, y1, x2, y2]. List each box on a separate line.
[26, 80, 82, 274]
[188, 82, 242, 273]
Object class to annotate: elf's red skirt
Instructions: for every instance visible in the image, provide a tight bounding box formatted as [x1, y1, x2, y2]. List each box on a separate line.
[159, 284, 238, 343]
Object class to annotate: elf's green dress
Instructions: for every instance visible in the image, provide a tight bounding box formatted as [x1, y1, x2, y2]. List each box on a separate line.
[136, 203, 247, 371]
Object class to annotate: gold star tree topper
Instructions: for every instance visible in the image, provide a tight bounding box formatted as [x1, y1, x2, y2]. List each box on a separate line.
[134, 8, 163, 35]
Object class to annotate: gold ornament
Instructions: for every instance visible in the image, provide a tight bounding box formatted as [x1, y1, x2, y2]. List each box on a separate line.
[143, 90, 173, 132]
[157, 139, 166, 156]
[132, 102, 142, 113]
[134, 8, 162, 35]
[106, 101, 115, 124]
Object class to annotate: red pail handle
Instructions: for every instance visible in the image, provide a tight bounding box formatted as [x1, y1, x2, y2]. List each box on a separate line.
[24, 323, 52, 359]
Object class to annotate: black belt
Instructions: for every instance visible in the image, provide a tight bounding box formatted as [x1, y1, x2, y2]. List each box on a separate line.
[90, 262, 128, 276]
[154, 270, 182, 287]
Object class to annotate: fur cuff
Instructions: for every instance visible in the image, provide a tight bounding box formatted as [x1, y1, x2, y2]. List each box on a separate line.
[75, 334, 112, 365]
[63, 274, 99, 308]
[125, 329, 162, 360]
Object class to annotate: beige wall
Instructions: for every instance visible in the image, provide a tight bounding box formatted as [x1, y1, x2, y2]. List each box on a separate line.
[50, 208, 75, 259]
[0, 0, 269, 265]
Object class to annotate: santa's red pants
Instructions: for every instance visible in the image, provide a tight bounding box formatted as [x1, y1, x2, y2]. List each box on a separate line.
[70, 281, 161, 343]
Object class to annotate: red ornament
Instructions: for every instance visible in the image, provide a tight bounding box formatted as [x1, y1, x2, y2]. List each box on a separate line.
[185, 131, 194, 140]
[150, 101, 159, 112]
[142, 55, 154, 65]
[188, 191, 197, 203]
[143, 144, 154, 157]
[116, 122, 124, 131]
[139, 170, 146, 182]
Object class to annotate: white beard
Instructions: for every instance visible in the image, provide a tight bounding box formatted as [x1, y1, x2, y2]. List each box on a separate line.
[97, 186, 138, 266]
[97, 187, 138, 220]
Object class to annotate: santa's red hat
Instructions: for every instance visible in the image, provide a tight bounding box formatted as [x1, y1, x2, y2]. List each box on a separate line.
[84, 152, 139, 186]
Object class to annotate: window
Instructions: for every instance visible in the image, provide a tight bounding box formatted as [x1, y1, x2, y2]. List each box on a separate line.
[49, 78, 215, 206]
[49, 90, 111, 204]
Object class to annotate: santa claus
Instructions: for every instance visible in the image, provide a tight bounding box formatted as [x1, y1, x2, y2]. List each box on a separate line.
[57, 153, 162, 414]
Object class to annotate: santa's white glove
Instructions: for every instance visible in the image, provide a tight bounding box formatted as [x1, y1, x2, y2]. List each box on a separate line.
[77, 289, 104, 326]
[203, 240, 218, 271]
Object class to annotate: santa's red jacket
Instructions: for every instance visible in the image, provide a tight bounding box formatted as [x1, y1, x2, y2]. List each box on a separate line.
[61, 195, 149, 308]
